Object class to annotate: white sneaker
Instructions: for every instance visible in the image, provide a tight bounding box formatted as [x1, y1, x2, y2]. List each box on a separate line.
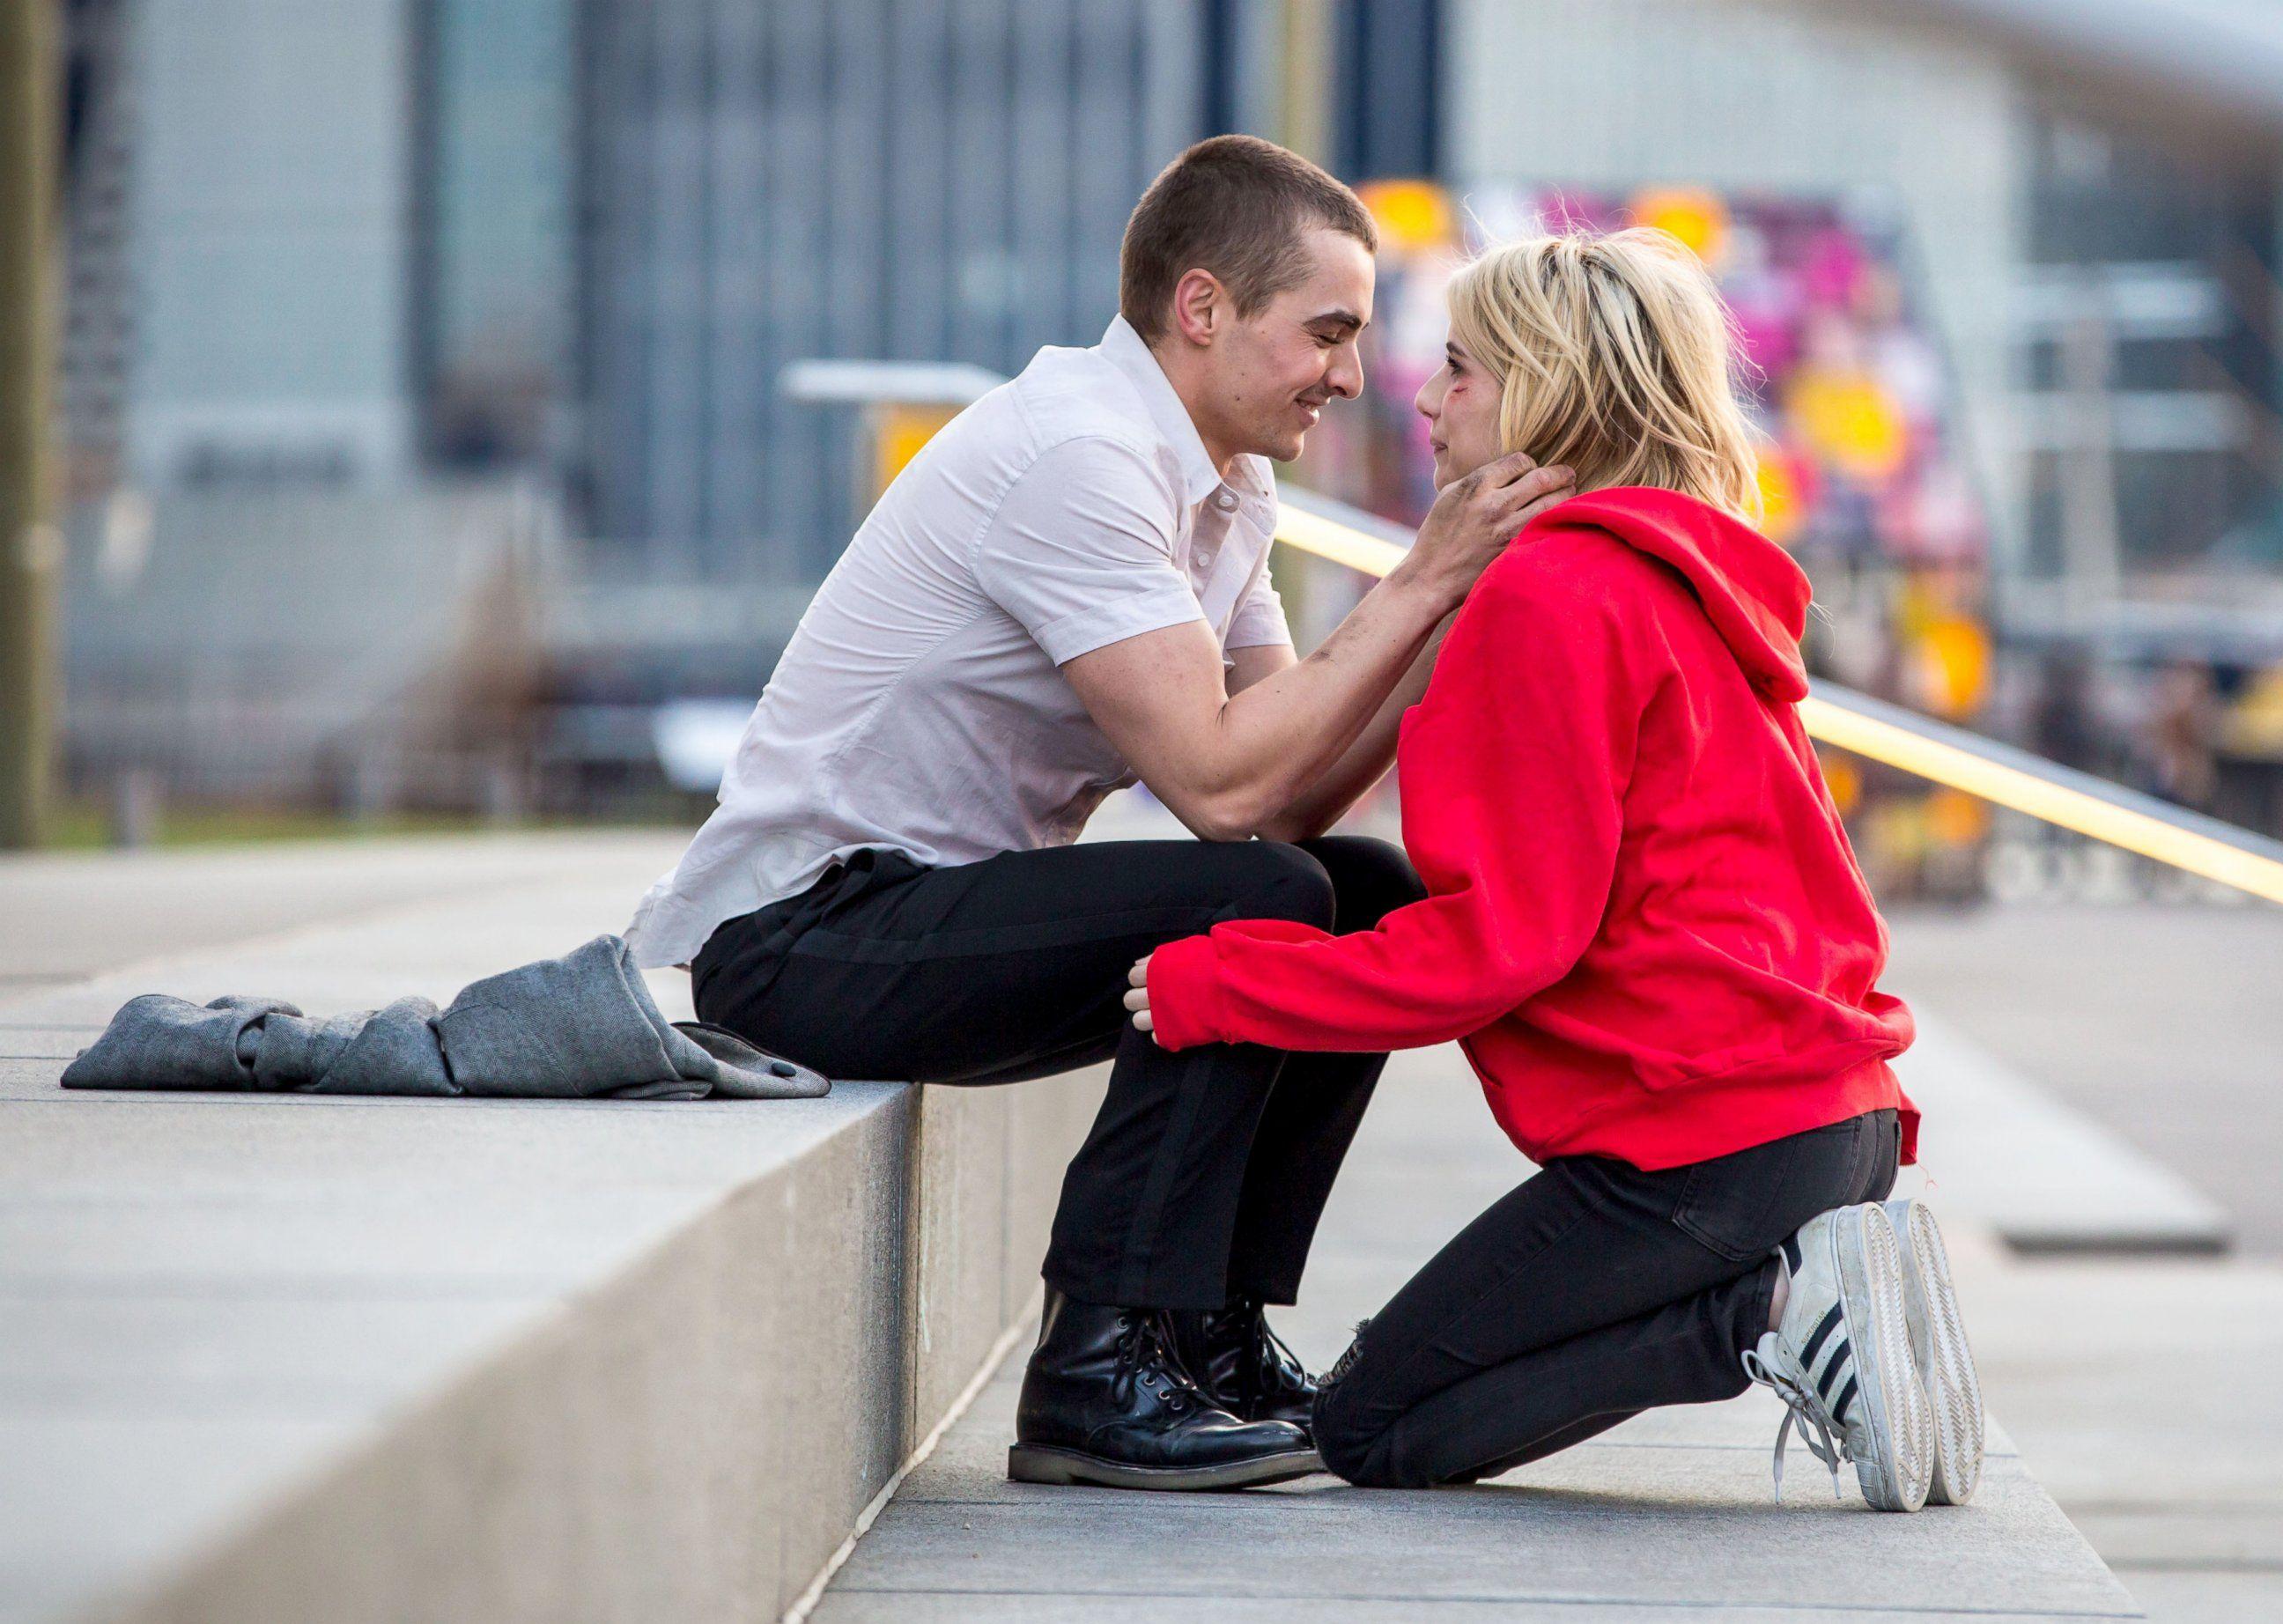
[1886, 1196, 1984, 1505]
[1742, 1202, 1933, 1511]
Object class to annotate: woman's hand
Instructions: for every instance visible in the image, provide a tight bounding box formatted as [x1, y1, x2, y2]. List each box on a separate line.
[1123, 954, 1160, 1045]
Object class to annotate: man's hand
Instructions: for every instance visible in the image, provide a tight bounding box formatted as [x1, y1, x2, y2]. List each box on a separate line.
[1058, 456, 1570, 846]
[1123, 954, 1162, 1045]
[1394, 454, 1575, 610]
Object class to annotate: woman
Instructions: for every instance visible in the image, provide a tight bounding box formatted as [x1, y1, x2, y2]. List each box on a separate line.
[1124, 228, 1983, 1510]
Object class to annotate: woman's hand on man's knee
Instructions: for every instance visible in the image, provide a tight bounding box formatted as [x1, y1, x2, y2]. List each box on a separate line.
[1123, 955, 1163, 1045]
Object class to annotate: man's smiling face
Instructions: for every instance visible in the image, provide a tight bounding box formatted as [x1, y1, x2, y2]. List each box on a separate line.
[1196, 226, 1374, 463]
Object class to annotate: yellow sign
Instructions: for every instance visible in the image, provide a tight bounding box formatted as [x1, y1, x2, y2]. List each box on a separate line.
[1357, 179, 1459, 253]
[1629, 187, 1731, 263]
[1755, 449, 1803, 546]
[871, 403, 962, 498]
[1785, 369, 1908, 481]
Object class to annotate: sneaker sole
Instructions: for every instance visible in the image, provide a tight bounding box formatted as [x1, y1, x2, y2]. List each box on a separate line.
[1829, 1202, 1934, 1512]
[1006, 1442, 1322, 1491]
[1887, 1197, 1985, 1506]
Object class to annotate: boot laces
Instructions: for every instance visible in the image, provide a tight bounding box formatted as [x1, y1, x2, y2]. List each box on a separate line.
[1241, 1299, 1306, 1385]
[1114, 1310, 1202, 1414]
[1741, 1339, 1847, 1502]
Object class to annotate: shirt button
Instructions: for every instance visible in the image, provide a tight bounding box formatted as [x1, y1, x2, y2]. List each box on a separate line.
[1194, 546, 1217, 568]
[1214, 491, 1238, 512]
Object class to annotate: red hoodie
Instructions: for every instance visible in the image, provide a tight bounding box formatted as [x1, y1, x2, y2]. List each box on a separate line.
[1149, 486, 1918, 1171]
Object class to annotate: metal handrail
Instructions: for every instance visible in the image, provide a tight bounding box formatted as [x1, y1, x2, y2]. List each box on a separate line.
[1274, 487, 2283, 907]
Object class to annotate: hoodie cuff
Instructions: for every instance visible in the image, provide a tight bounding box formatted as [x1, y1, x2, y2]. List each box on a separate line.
[1146, 933, 1227, 1052]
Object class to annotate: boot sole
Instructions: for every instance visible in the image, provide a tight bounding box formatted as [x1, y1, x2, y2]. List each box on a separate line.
[1007, 1442, 1321, 1491]
[1830, 1202, 1934, 1512]
[1887, 1198, 1984, 1506]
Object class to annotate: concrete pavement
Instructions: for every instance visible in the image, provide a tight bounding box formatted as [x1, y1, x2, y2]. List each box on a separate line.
[0, 832, 672, 994]
[1961, 1251, 2283, 1624]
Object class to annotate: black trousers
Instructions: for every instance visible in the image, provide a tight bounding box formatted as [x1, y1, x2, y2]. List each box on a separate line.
[1314, 1108, 1902, 1488]
[690, 835, 1428, 1311]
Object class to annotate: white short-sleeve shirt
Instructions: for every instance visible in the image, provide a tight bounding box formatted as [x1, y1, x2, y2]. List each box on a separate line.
[624, 314, 1292, 968]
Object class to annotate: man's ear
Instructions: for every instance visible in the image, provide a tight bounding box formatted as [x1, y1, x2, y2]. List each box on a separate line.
[1169, 268, 1224, 348]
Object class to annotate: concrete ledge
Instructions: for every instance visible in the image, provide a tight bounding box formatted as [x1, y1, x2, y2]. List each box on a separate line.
[0, 836, 1102, 1624]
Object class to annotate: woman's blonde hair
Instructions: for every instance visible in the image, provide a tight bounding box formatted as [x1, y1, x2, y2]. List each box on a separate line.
[1444, 226, 1762, 521]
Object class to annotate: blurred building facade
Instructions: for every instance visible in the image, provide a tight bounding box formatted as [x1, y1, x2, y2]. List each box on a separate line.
[45, 0, 2283, 837]
[417, 0, 578, 475]
[52, 0, 1443, 814]
[1444, 0, 2283, 838]
[117, 0, 420, 489]
[1448, 0, 2281, 603]
[575, 2, 1199, 585]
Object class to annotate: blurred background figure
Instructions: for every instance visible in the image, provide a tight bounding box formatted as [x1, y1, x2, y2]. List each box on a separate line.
[2147, 657, 2221, 812]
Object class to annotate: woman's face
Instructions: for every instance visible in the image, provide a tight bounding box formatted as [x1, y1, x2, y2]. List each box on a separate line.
[1414, 332, 1504, 489]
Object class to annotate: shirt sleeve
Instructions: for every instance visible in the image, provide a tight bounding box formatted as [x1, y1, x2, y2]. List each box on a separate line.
[973, 436, 1207, 666]
[1146, 544, 1643, 1052]
[1224, 550, 1295, 651]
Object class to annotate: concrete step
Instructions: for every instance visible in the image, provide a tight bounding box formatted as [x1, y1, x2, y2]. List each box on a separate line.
[0, 835, 1103, 1624]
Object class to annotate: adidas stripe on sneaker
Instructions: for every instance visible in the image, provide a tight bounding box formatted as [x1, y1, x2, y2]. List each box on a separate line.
[1743, 1202, 1933, 1512]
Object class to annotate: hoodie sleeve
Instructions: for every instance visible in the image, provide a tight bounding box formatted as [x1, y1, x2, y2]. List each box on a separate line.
[1148, 540, 1645, 1052]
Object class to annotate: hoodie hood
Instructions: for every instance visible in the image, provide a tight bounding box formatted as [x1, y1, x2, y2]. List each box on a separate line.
[1534, 486, 1812, 703]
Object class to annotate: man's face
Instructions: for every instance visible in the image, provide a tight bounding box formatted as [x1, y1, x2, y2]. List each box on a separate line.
[1193, 227, 1373, 463]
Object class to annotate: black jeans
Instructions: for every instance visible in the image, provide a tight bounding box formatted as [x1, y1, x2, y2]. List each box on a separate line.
[690, 835, 1428, 1311]
[1314, 1108, 1903, 1488]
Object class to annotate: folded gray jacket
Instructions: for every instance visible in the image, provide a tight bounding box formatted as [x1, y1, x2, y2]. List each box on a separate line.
[60, 934, 829, 1101]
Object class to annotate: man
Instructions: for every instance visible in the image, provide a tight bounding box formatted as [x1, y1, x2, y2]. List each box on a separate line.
[626, 135, 1572, 1490]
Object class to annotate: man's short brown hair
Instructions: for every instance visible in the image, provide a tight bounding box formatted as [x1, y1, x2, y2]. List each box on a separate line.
[1119, 135, 1378, 343]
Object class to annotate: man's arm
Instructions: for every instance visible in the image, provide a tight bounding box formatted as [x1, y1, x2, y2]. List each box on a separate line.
[1127, 552, 1639, 1052]
[1062, 454, 1571, 843]
[1231, 606, 1457, 843]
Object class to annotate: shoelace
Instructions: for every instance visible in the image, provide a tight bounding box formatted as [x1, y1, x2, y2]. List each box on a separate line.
[1114, 1311, 1202, 1415]
[1741, 1338, 1847, 1502]
[1252, 1311, 1308, 1386]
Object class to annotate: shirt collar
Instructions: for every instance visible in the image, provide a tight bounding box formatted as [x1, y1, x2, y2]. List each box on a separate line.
[1097, 314, 1254, 512]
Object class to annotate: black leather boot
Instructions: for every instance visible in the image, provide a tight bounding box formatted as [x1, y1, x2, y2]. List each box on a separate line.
[1163, 1294, 1319, 1432]
[1009, 1288, 1319, 1489]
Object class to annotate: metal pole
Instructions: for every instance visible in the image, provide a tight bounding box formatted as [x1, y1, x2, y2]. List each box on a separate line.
[0, 0, 57, 848]
[2058, 282, 2121, 628]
